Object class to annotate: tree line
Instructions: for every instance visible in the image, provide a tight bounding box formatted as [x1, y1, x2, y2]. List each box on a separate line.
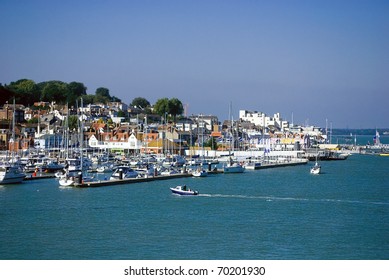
[0, 79, 120, 107]
[1, 79, 184, 119]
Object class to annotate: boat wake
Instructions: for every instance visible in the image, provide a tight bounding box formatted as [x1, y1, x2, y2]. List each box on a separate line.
[198, 194, 389, 206]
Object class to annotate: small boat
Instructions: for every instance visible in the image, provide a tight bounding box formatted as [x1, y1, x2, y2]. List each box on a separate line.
[244, 160, 261, 170]
[160, 167, 180, 176]
[192, 168, 208, 177]
[223, 155, 245, 173]
[96, 165, 113, 173]
[223, 160, 245, 173]
[44, 161, 65, 173]
[310, 162, 321, 174]
[58, 176, 76, 187]
[170, 185, 199, 196]
[110, 166, 138, 180]
[0, 164, 26, 184]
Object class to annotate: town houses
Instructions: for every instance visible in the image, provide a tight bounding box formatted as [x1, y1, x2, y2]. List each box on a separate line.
[0, 100, 328, 159]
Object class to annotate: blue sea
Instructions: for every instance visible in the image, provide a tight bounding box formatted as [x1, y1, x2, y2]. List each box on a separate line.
[1, 153, 389, 260]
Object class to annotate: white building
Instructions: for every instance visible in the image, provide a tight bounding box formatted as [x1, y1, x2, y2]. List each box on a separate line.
[239, 110, 288, 131]
[88, 134, 142, 150]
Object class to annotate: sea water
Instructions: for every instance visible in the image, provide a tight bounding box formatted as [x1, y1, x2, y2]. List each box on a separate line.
[0, 154, 388, 260]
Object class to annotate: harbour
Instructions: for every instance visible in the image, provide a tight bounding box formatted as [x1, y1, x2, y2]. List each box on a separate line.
[1, 153, 388, 260]
[0, 93, 388, 260]
[2, 2, 389, 278]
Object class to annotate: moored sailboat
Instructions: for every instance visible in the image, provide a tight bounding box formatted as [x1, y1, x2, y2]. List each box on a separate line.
[0, 99, 26, 184]
[310, 161, 321, 174]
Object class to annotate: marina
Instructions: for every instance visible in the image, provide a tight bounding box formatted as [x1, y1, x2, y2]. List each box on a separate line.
[1, 153, 388, 260]
[0, 95, 388, 260]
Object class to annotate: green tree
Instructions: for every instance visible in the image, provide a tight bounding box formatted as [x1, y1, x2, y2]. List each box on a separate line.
[111, 96, 121, 102]
[153, 97, 184, 121]
[68, 115, 79, 131]
[95, 87, 110, 97]
[82, 94, 95, 105]
[117, 110, 127, 118]
[41, 81, 69, 104]
[95, 87, 111, 103]
[67, 82, 87, 105]
[7, 79, 39, 105]
[168, 98, 184, 121]
[131, 97, 150, 109]
[68, 81, 87, 96]
[153, 98, 170, 117]
[0, 84, 14, 105]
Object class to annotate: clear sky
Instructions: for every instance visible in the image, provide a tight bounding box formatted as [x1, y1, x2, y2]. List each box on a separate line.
[1, 0, 388, 128]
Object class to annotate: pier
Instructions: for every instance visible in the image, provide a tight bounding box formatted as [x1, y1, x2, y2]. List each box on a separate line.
[74, 173, 192, 188]
[254, 158, 308, 169]
[24, 174, 56, 180]
[243, 158, 308, 170]
[22, 158, 309, 188]
[60, 160, 309, 188]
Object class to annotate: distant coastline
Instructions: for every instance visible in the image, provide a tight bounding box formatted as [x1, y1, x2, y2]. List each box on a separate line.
[330, 128, 389, 136]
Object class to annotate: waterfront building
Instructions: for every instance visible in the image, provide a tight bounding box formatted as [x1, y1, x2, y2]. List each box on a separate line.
[88, 133, 142, 153]
[239, 110, 288, 132]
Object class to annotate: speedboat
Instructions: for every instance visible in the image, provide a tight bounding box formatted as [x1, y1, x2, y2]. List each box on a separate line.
[223, 162, 245, 173]
[110, 166, 138, 180]
[192, 169, 208, 177]
[59, 176, 76, 187]
[310, 162, 321, 174]
[0, 164, 26, 184]
[170, 185, 199, 196]
[223, 157, 245, 173]
[58, 171, 95, 187]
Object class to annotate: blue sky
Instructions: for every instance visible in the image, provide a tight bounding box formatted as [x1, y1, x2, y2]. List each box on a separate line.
[1, 0, 388, 128]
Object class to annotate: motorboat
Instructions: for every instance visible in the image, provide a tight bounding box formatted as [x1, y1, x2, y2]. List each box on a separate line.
[160, 167, 180, 176]
[223, 158, 245, 173]
[96, 164, 114, 173]
[192, 168, 208, 177]
[58, 171, 95, 187]
[170, 185, 199, 196]
[310, 162, 321, 174]
[244, 160, 262, 170]
[0, 164, 26, 184]
[44, 161, 65, 173]
[110, 166, 138, 180]
[58, 176, 77, 187]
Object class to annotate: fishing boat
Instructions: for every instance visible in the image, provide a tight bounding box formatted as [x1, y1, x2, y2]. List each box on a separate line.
[310, 162, 321, 174]
[170, 185, 199, 196]
[0, 164, 26, 184]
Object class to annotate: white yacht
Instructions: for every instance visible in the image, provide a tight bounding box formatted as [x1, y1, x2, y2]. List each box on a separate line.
[223, 158, 245, 173]
[0, 163, 26, 184]
[110, 166, 138, 180]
